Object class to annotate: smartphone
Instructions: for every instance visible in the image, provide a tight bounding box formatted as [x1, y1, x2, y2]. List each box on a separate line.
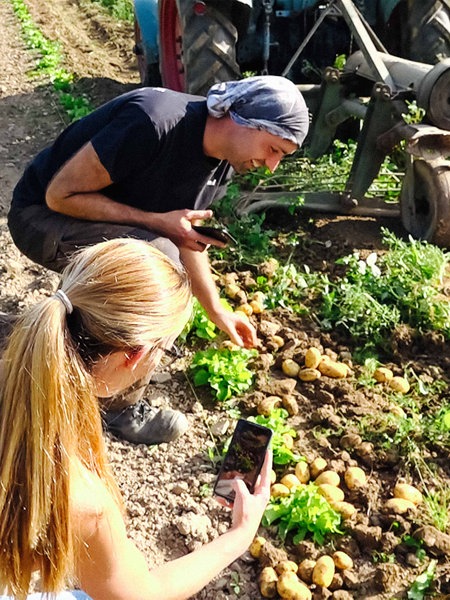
[192, 224, 237, 245]
[213, 419, 272, 504]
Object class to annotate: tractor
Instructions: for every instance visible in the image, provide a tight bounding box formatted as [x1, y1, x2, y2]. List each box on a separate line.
[133, 0, 450, 246]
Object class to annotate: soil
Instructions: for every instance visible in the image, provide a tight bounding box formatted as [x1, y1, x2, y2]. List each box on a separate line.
[0, 1, 449, 599]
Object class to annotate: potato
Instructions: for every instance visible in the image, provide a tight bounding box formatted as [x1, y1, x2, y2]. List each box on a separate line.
[236, 303, 253, 316]
[317, 484, 345, 504]
[332, 551, 353, 570]
[280, 474, 302, 490]
[298, 368, 321, 382]
[344, 466, 367, 490]
[277, 572, 312, 600]
[384, 497, 417, 514]
[282, 433, 295, 449]
[271, 483, 291, 498]
[270, 469, 277, 484]
[252, 291, 267, 304]
[331, 501, 357, 519]
[304, 347, 322, 369]
[282, 359, 301, 377]
[258, 396, 282, 416]
[250, 299, 265, 314]
[249, 536, 266, 558]
[259, 566, 278, 598]
[312, 555, 335, 588]
[310, 457, 327, 479]
[315, 470, 340, 487]
[298, 558, 316, 584]
[389, 376, 410, 394]
[295, 461, 311, 484]
[282, 394, 299, 416]
[373, 366, 394, 383]
[269, 334, 285, 349]
[318, 360, 348, 378]
[224, 283, 242, 299]
[275, 560, 299, 575]
[393, 483, 423, 506]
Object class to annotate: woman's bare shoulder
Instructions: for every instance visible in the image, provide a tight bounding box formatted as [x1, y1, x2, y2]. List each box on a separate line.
[70, 460, 117, 539]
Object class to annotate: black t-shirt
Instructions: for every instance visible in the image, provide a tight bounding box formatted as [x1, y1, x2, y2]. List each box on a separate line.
[12, 88, 233, 212]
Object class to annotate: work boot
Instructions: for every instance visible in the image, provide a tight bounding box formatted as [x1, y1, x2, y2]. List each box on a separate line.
[103, 398, 189, 445]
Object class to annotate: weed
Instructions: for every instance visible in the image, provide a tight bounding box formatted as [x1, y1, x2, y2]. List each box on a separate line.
[372, 551, 396, 564]
[318, 230, 450, 353]
[249, 409, 302, 465]
[89, 0, 134, 20]
[406, 560, 437, 600]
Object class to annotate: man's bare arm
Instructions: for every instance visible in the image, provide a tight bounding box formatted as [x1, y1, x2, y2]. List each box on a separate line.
[45, 142, 213, 249]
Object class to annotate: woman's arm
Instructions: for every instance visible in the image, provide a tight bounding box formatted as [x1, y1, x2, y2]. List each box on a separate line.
[75, 452, 272, 600]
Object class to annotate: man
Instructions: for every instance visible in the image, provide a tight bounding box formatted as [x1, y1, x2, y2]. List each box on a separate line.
[8, 75, 309, 445]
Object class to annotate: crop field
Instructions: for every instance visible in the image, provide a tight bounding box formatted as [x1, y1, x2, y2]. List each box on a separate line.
[0, 0, 449, 598]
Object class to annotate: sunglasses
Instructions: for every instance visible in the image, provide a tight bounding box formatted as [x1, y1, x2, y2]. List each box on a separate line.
[159, 343, 183, 369]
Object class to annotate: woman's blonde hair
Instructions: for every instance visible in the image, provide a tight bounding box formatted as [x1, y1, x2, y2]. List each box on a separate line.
[0, 239, 192, 599]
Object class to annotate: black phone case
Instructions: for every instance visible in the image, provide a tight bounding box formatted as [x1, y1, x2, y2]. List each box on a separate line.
[213, 419, 272, 503]
[192, 225, 237, 245]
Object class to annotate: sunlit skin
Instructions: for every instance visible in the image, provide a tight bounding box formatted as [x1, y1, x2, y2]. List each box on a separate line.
[204, 114, 298, 174]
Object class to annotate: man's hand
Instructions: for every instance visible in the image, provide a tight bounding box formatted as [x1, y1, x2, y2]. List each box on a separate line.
[150, 209, 227, 252]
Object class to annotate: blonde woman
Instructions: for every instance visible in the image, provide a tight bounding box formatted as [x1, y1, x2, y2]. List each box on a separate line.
[0, 238, 271, 600]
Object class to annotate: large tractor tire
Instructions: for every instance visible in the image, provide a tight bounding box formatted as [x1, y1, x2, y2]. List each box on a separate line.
[400, 157, 450, 247]
[385, 1, 450, 65]
[159, 0, 241, 96]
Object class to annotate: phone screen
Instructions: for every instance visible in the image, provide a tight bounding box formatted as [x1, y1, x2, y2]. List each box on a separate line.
[213, 419, 272, 504]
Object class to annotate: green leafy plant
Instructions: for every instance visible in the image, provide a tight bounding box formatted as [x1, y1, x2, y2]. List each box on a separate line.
[319, 229, 450, 352]
[90, 0, 134, 21]
[11, 0, 93, 121]
[263, 482, 343, 544]
[190, 347, 258, 402]
[249, 409, 302, 465]
[179, 298, 232, 343]
[407, 560, 437, 600]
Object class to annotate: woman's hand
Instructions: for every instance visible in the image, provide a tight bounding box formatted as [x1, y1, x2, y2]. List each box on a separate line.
[230, 451, 272, 542]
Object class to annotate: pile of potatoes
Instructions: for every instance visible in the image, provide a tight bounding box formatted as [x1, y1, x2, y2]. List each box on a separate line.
[223, 276, 267, 316]
[384, 481, 423, 514]
[252, 540, 354, 599]
[270, 458, 367, 521]
[282, 347, 350, 382]
[373, 366, 410, 394]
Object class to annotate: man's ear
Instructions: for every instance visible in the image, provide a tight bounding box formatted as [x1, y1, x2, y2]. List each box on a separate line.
[124, 346, 149, 370]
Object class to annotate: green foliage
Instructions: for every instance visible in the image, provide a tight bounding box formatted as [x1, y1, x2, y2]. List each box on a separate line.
[407, 560, 437, 599]
[402, 100, 426, 125]
[319, 229, 450, 352]
[209, 209, 276, 267]
[242, 140, 404, 201]
[11, 0, 93, 121]
[179, 298, 232, 344]
[89, 0, 134, 20]
[423, 489, 450, 533]
[256, 262, 320, 314]
[190, 347, 258, 402]
[249, 409, 302, 465]
[263, 482, 343, 545]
